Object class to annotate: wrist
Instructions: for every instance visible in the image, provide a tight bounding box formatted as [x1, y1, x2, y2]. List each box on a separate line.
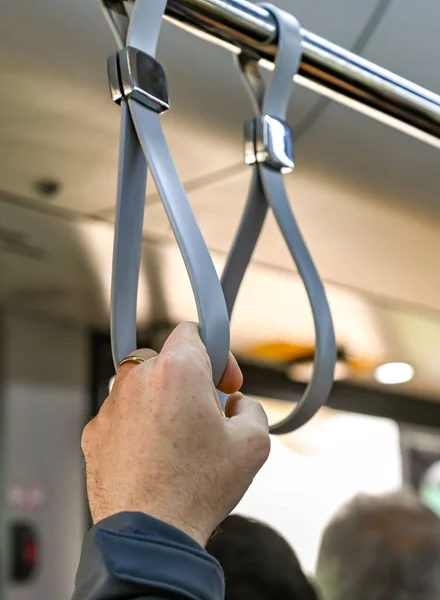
[92, 505, 209, 547]
[141, 510, 210, 547]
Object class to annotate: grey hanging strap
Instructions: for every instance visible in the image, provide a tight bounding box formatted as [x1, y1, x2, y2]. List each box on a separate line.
[100, 0, 230, 391]
[100, 0, 335, 431]
[222, 3, 336, 433]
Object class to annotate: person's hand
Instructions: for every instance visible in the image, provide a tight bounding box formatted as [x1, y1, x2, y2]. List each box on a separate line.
[81, 322, 270, 547]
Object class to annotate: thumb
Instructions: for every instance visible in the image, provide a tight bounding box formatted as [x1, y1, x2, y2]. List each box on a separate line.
[218, 352, 243, 395]
[225, 393, 271, 472]
[225, 393, 269, 432]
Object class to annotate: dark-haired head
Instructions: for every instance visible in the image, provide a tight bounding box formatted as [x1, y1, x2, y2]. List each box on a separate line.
[207, 515, 318, 600]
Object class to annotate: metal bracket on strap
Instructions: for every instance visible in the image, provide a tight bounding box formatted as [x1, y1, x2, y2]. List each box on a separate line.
[107, 47, 170, 113]
[244, 115, 294, 173]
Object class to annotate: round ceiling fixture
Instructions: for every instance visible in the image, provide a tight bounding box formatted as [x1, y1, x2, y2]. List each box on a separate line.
[374, 362, 414, 385]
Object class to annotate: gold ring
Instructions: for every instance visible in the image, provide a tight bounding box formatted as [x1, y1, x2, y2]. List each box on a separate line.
[117, 355, 146, 370]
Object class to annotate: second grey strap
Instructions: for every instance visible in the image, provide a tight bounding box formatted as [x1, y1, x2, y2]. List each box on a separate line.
[99, 0, 128, 51]
[221, 168, 268, 317]
[260, 167, 336, 434]
[224, 3, 336, 432]
[222, 4, 303, 314]
[262, 5, 336, 433]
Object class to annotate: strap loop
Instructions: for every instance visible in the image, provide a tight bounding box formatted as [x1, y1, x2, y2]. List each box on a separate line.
[223, 3, 337, 433]
[101, 0, 231, 396]
[101, 0, 336, 430]
[99, 0, 129, 51]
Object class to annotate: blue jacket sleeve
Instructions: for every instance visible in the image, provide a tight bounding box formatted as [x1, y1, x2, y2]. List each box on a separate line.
[72, 512, 224, 600]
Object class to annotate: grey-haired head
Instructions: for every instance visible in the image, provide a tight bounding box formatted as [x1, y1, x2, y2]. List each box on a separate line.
[316, 491, 440, 600]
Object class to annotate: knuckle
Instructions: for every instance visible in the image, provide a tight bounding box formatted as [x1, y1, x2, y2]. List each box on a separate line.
[248, 425, 271, 462]
[158, 347, 208, 383]
[157, 349, 187, 378]
[198, 343, 212, 373]
[255, 426, 271, 454]
[235, 426, 271, 478]
[250, 396, 266, 413]
[177, 321, 198, 335]
[133, 347, 157, 358]
[81, 419, 96, 455]
[252, 398, 269, 428]
[259, 407, 270, 430]
[242, 396, 269, 425]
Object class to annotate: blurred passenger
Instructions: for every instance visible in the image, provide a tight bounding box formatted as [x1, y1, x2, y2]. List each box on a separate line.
[207, 515, 318, 600]
[316, 491, 440, 600]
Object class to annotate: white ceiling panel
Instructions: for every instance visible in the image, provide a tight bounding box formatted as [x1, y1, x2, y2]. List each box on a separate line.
[0, 0, 305, 214]
[295, 101, 440, 220]
[272, 0, 380, 46]
[2, 197, 440, 400]
[0, 0, 386, 216]
[139, 167, 440, 312]
[361, 0, 440, 93]
[289, 0, 440, 221]
[1, 8, 248, 213]
[0, 200, 104, 324]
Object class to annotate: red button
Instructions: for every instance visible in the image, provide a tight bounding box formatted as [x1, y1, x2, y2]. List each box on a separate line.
[24, 541, 36, 564]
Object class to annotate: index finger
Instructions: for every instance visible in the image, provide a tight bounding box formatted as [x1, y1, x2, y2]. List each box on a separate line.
[218, 352, 243, 395]
[159, 321, 210, 369]
[159, 322, 242, 394]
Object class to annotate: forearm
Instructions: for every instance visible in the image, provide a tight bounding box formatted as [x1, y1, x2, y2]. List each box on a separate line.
[72, 512, 224, 600]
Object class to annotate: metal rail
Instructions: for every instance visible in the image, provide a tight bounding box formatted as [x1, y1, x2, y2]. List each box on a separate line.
[128, 0, 440, 148]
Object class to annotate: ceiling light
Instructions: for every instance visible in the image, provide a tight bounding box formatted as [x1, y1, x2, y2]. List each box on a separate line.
[374, 362, 414, 385]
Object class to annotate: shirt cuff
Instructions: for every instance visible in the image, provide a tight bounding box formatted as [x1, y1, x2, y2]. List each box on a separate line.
[79, 512, 224, 600]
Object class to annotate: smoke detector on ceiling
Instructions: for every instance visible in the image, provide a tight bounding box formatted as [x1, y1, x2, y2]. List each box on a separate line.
[33, 178, 62, 199]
